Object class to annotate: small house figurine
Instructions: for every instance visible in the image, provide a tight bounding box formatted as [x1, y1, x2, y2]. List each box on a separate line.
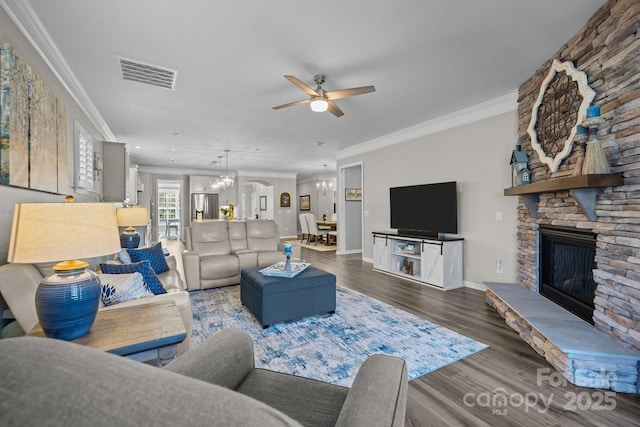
[510, 142, 531, 186]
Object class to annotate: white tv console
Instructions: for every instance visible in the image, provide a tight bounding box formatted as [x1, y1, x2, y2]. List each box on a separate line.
[372, 231, 463, 290]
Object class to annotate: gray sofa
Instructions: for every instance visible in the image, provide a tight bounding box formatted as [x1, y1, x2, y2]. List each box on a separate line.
[0, 255, 193, 356]
[183, 220, 301, 290]
[0, 328, 408, 426]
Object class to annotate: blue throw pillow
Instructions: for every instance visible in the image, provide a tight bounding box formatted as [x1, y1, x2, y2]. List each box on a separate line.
[127, 242, 170, 274]
[100, 260, 166, 295]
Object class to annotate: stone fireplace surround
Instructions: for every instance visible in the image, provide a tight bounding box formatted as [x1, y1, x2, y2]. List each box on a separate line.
[486, 0, 640, 393]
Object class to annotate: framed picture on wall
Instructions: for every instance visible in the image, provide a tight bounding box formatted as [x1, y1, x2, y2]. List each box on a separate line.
[279, 191, 291, 208]
[345, 188, 362, 201]
[299, 195, 310, 211]
[260, 195, 267, 211]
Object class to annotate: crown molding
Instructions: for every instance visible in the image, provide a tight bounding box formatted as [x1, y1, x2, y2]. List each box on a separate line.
[237, 170, 297, 179]
[0, 0, 115, 141]
[337, 92, 517, 160]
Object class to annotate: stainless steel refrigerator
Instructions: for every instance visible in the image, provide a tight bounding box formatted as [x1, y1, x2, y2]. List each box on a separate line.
[191, 193, 219, 220]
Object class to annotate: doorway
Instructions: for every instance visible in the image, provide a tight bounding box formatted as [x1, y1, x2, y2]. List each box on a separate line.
[156, 180, 182, 241]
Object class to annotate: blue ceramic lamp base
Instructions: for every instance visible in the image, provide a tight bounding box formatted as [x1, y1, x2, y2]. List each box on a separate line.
[35, 261, 100, 340]
[120, 227, 141, 249]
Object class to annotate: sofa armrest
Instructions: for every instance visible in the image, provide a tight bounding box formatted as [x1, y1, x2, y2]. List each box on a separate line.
[181, 250, 202, 290]
[335, 355, 408, 427]
[165, 255, 177, 271]
[164, 328, 255, 390]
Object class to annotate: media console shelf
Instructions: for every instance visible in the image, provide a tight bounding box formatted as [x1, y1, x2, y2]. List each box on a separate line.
[373, 232, 463, 290]
[503, 173, 623, 221]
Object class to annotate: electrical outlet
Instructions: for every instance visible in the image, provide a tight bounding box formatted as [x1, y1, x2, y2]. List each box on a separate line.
[496, 211, 503, 222]
[496, 258, 504, 274]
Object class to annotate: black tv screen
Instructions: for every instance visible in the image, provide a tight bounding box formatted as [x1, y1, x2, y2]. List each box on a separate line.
[390, 181, 458, 236]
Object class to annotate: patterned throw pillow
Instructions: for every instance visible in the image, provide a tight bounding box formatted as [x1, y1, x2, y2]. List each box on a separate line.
[99, 260, 167, 295]
[98, 272, 152, 306]
[127, 242, 170, 274]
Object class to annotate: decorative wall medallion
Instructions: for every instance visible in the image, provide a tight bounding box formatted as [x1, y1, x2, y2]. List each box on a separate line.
[527, 59, 595, 172]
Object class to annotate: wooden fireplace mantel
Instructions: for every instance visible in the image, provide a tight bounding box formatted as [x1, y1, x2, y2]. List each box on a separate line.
[503, 173, 623, 221]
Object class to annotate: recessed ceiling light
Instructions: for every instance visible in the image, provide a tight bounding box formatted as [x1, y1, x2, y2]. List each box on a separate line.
[170, 147, 176, 151]
[170, 132, 181, 137]
[314, 141, 325, 147]
[169, 159, 176, 164]
[135, 145, 142, 149]
[254, 148, 261, 152]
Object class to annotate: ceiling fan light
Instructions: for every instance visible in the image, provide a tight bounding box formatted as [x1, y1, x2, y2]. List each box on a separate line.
[310, 99, 328, 112]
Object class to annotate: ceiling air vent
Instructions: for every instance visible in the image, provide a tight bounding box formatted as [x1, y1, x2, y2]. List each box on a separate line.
[116, 56, 178, 90]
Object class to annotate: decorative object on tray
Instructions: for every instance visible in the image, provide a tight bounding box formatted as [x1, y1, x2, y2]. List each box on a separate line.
[283, 243, 292, 273]
[260, 261, 311, 278]
[581, 105, 610, 175]
[527, 59, 595, 172]
[510, 141, 530, 186]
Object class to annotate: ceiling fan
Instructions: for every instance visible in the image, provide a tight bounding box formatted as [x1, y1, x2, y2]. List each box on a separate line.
[272, 75, 375, 117]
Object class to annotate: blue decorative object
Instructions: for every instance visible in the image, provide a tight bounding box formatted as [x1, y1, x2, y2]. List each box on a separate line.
[119, 229, 141, 249]
[35, 266, 101, 340]
[586, 105, 601, 118]
[191, 285, 488, 387]
[283, 243, 292, 273]
[100, 261, 166, 295]
[510, 142, 530, 186]
[127, 242, 170, 274]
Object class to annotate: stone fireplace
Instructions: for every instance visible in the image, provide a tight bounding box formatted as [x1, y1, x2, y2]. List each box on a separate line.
[487, 0, 640, 393]
[538, 225, 597, 325]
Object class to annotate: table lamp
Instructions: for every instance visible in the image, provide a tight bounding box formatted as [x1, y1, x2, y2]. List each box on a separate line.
[116, 206, 148, 248]
[7, 202, 121, 340]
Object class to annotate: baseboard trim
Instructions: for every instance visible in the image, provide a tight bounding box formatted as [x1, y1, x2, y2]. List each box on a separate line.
[464, 281, 487, 291]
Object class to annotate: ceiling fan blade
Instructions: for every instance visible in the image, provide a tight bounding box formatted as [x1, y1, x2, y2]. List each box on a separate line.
[284, 75, 319, 96]
[272, 98, 312, 110]
[325, 85, 376, 100]
[327, 100, 344, 117]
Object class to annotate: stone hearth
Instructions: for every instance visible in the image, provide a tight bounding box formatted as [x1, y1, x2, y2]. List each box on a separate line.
[486, 283, 639, 393]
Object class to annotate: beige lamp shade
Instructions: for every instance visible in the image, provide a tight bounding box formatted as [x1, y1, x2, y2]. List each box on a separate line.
[116, 206, 149, 227]
[8, 203, 121, 264]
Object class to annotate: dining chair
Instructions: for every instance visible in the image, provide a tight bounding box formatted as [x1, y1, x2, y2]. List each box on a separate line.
[306, 213, 329, 245]
[299, 213, 310, 244]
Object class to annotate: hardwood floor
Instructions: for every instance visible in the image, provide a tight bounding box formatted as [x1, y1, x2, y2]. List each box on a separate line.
[299, 248, 640, 427]
[163, 239, 640, 426]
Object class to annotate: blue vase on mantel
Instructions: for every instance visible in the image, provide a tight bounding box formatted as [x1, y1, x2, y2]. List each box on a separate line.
[35, 266, 101, 340]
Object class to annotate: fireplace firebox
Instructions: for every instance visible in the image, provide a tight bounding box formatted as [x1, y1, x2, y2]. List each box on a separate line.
[538, 225, 597, 324]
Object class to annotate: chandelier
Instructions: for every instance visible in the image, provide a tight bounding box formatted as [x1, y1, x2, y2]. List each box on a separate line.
[210, 150, 234, 191]
[316, 164, 333, 195]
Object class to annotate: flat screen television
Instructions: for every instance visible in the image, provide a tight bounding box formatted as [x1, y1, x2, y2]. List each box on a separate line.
[390, 181, 458, 237]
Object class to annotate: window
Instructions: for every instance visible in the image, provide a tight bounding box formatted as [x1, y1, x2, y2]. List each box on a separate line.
[158, 190, 180, 222]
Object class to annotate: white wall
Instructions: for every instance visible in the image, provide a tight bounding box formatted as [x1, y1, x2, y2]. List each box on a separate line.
[338, 111, 519, 286]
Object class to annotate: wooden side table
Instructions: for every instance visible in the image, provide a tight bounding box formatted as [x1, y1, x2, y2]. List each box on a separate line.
[29, 301, 186, 367]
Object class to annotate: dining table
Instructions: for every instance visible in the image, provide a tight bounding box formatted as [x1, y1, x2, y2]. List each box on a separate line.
[316, 221, 337, 245]
[316, 220, 337, 230]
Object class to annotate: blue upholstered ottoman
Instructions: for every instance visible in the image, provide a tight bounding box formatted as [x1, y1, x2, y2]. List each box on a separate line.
[240, 266, 336, 328]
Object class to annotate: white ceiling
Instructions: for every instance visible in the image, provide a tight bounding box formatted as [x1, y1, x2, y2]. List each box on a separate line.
[3, 0, 605, 177]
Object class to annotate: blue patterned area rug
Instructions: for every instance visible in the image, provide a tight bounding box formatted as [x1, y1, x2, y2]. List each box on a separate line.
[190, 285, 488, 387]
